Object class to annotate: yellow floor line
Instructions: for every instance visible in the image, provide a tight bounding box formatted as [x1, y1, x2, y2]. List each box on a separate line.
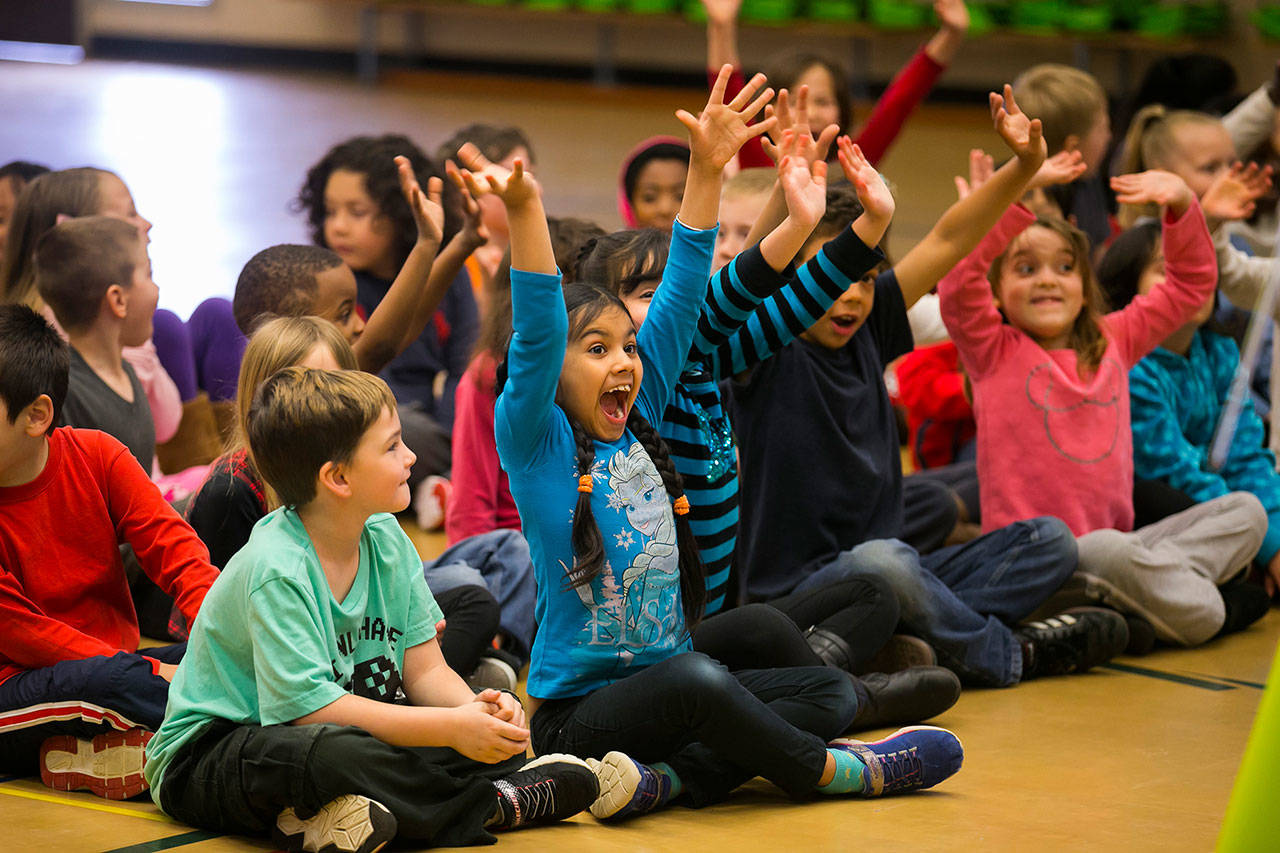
[0, 784, 175, 823]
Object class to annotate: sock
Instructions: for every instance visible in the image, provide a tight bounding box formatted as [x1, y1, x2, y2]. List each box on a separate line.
[816, 748, 867, 795]
[651, 762, 683, 803]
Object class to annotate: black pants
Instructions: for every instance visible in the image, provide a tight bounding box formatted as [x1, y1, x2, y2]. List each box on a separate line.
[433, 584, 500, 677]
[159, 720, 524, 847]
[530, 652, 856, 808]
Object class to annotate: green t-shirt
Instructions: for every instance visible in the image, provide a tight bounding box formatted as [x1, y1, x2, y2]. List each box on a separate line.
[145, 507, 442, 802]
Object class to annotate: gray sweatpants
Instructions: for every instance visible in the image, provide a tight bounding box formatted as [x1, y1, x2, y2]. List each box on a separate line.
[1073, 492, 1266, 647]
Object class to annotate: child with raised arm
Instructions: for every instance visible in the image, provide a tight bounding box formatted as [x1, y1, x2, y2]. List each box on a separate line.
[730, 87, 1126, 688]
[464, 67, 962, 822]
[145, 367, 599, 852]
[0, 305, 216, 799]
[939, 89, 1266, 648]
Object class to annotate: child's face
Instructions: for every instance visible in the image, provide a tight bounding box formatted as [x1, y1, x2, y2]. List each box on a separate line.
[323, 169, 398, 280]
[1076, 108, 1111, 176]
[344, 405, 416, 514]
[714, 191, 770, 272]
[1166, 123, 1235, 200]
[800, 272, 876, 350]
[0, 176, 18, 259]
[312, 264, 365, 344]
[1136, 246, 1214, 327]
[557, 304, 642, 442]
[121, 242, 159, 348]
[995, 225, 1084, 350]
[96, 173, 152, 244]
[631, 159, 686, 231]
[795, 64, 841, 132]
[621, 279, 659, 330]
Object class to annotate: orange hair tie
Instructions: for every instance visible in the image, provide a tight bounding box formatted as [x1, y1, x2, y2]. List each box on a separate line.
[673, 495, 691, 516]
[577, 474, 594, 494]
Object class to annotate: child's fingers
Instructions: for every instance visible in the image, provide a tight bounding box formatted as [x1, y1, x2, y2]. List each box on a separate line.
[812, 159, 828, 181]
[709, 63, 734, 105]
[729, 71, 769, 111]
[424, 175, 443, 207]
[814, 124, 840, 159]
[674, 108, 700, 135]
[740, 86, 776, 122]
[989, 91, 1004, 122]
[1003, 83, 1020, 114]
[456, 141, 492, 171]
[744, 114, 778, 140]
[794, 84, 809, 124]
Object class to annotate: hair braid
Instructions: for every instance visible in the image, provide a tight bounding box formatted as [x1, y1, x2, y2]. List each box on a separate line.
[567, 420, 606, 589]
[626, 409, 707, 631]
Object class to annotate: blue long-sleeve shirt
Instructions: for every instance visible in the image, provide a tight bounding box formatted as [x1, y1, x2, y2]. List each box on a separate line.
[1129, 328, 1280, 563]
[496, 221, 715, 700]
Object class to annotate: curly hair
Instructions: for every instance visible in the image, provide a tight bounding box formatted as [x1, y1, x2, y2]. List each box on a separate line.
[232, 244, 343, 336]
[294, 134, 462, 273]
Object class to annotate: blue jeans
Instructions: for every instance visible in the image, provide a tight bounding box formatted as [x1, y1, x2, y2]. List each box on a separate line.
[531, 652, 856, 807]
[802, 517, 1077, 687]
[422, 529, 535, 658]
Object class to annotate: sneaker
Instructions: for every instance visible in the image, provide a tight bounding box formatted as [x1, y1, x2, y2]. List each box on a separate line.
[1014, 607, 1129, 680]
[466, 653, 518, 693]
[584, 751, 672, 821]
[492, 754, 598, 829]
[859, 634, 937, 674]
[39, 727, 152, 799]
[848, 666, 962, 731]
[1217, 578, 1270, 637]
[273, 794, 396, 853]
[1124, 614, 1157, 655]
[829, 725, 963, 796]
[414, 475, 452, 531]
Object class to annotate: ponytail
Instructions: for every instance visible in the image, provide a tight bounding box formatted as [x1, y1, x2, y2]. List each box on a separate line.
[1117, 105, 1223, 227]
[567, 420, 607, 590]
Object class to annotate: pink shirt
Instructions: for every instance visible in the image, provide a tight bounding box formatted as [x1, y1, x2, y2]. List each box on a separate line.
[445, 352, 522, 544]
[938, 201, 1217, 535]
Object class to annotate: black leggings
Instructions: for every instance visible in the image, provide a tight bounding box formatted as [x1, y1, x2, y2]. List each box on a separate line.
[433, 584, 500, 677]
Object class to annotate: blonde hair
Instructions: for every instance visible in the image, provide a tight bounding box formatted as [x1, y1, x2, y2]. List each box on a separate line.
[1012, 64, 1107, 155]
[989, 217, 1109, 374]
[248, 366, 397, 509]
[233, 316, 358, 505]
[1117, 105, 1223, 226]
[722, 167, 776, 203]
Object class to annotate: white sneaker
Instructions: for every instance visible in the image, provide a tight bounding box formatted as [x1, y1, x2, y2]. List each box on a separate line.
[466, 655, 518, 693]
[273, 794, 396, 853]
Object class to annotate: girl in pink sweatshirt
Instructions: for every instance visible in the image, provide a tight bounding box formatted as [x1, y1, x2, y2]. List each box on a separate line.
[939, 165, 1266, 647]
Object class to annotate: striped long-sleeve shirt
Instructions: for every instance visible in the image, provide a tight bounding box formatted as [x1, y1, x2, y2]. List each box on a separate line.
[661, 227, 883, 613]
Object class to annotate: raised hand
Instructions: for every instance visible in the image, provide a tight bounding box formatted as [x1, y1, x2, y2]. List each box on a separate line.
[1026, 149, 1088, 190]
[449, 142, 540, 209]
[1110, 169, 1195, 216]
[954, 148, 995, 200]
[679, 64, 777, 174]
[934, 0, 970, 32]
[760, 86, 840, 167]
[701, 0, 743, 25]
[1201, 161, 1274, 223]
[990, 84, 1046, 168]
[396, 155, 444, 247]
[455, 180, 490, 250]
[777, 143, 828, 229]
[838, 136, 895, 222]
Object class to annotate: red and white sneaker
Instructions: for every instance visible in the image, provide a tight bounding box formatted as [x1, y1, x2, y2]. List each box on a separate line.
[39, 727, 152, 799]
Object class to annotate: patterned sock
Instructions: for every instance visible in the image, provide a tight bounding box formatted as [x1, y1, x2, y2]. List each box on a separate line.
[651, 762, 683, 802]
[816, 748, 867, 795]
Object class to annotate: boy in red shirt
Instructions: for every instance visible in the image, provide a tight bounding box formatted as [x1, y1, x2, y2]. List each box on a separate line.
[0, 305, 217, 798]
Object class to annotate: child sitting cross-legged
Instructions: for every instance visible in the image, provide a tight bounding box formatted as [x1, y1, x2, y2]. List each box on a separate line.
[0, 305, 217, 799]
[145, 366, 599, 852]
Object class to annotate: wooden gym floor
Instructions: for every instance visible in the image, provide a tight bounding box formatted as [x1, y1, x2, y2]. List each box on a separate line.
[1, 59, 1275, 851]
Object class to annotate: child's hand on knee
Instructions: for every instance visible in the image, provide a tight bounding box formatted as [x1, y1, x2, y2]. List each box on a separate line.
[395, 155, 444, 249]
[679, 65, 776, 176]
[1110, 170, 1195, 218]
[451, 697, 531, 763]
[989, 84, 1046, 170]
[476, 687, 527, 729]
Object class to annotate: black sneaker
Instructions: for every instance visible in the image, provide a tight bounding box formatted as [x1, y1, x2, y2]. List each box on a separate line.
[273, 794, 396, 853]
[492, 754, 599, 830]
[1124, 614, 1156, 655]
[1217, 578, 1270, 637]
[848, 666, 962, 731]
[1015, 607, 1128, 680]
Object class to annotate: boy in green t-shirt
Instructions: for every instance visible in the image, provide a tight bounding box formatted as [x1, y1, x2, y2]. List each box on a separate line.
[145, 367, 598, 852]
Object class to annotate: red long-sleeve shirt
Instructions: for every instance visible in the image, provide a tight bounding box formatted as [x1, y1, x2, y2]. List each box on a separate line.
[896, 340, 976, 469]
[716, 45, 946, 169]
[445, 353, 522, 544]
[0, 427, 217, 684]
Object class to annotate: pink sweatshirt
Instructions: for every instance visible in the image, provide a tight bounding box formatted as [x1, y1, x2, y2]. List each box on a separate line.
[445, 351, 522, 544]
[938, 200, 1217, 535]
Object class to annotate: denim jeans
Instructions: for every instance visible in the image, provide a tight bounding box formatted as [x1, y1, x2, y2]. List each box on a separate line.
[158, 720, 521, 847]
[423, 529, 536, 658]
[530, 652, 856, 807]
[803, 517, 1077, 687]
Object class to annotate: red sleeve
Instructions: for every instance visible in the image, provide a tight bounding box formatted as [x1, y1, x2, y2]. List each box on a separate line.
[0, 566, 122, 671]
[896, 343, 973, 423]
[713, 66, 772, 170]
[852, 46, 946, 166]
[445, 363, 502, 544]
[102, 438, 217, 626]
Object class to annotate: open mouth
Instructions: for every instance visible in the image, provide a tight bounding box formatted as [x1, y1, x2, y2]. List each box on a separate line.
[830, 314, 859, 334]
[599, 383, 633, 425]
[1030, 294, 1063, 306]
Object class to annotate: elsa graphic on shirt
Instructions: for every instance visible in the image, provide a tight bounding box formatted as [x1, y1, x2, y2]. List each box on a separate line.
[567, 441, 682, 665]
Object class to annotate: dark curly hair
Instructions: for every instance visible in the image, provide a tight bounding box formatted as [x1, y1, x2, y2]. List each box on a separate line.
[294, 134, 462, 275]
